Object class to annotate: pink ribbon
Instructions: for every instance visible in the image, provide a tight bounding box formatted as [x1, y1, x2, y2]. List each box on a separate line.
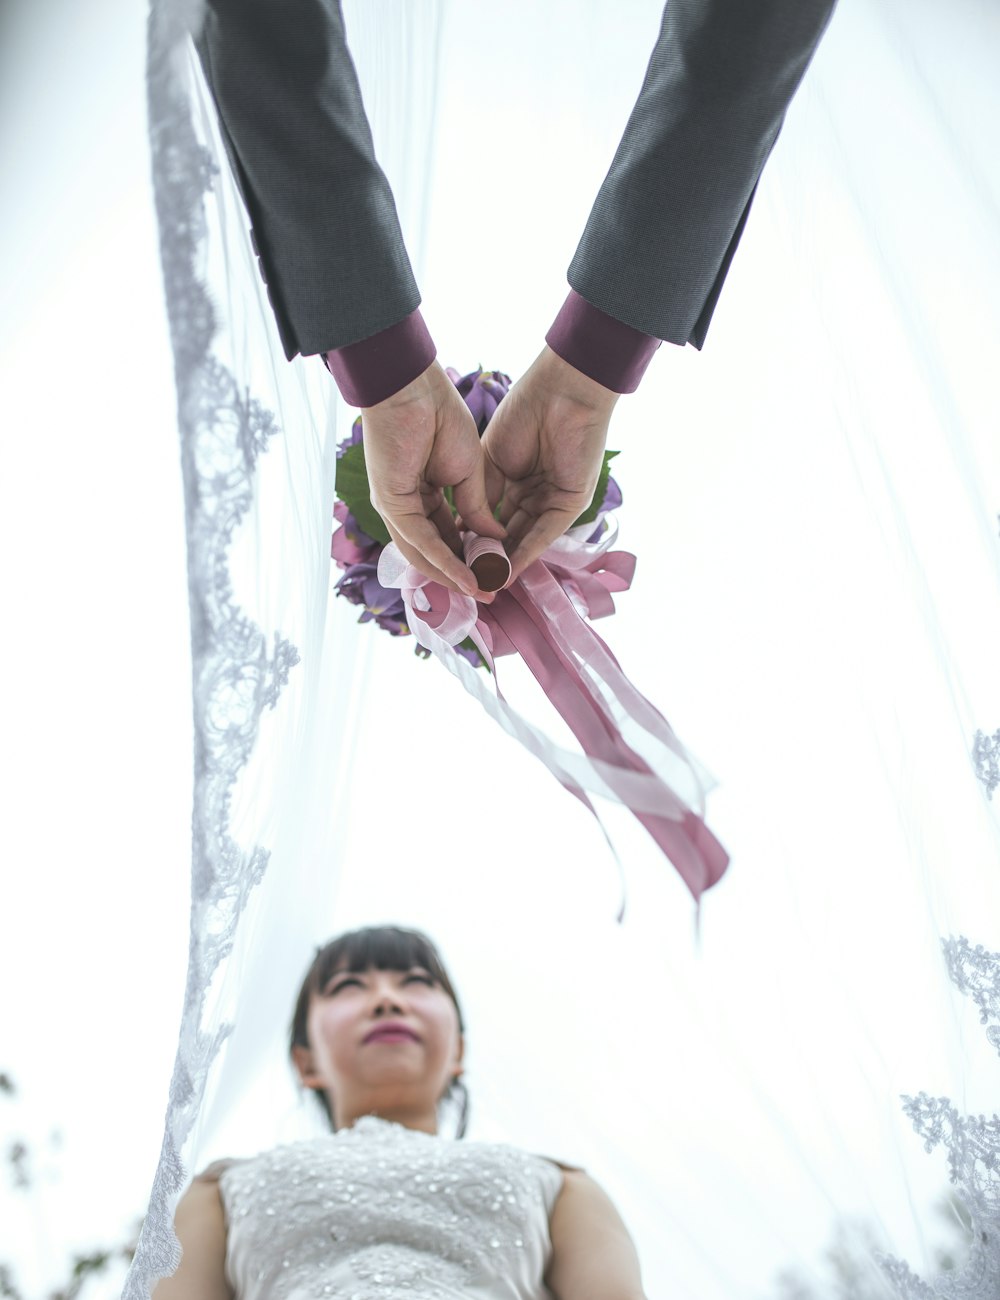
[377, 522, 729, 905]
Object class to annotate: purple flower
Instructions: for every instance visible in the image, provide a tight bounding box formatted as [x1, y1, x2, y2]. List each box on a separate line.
[454, 641, 485, 669]
[600, 475, 623, 514]
[335, 562, 374, 607]
[335, 562, 408, 628]
[586, 473, 623, 543]
[360, 570, 404, 618]
[373, 612, 411, 637]
[331, 501, 381, 568]
[445, 366, 512, 434]
[337, 415, 364, 459]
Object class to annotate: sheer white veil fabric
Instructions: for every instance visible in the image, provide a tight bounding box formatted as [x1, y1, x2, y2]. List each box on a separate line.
[131, 0, 1000, 1296]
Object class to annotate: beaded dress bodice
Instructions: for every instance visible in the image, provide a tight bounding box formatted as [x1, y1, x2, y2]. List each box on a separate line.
[218, 1116, 564, 1300]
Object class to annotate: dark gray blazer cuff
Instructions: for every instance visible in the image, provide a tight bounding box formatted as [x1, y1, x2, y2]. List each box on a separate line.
[323, 309, 437, 408]
[545, 290, 661, 394]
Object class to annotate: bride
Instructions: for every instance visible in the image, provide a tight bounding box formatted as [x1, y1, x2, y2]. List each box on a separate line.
[127, 0, 1000, 1293]
[153, 925, 646, 1299]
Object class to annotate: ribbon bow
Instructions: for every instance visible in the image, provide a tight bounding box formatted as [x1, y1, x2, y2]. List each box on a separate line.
[377, 522, 728, 908]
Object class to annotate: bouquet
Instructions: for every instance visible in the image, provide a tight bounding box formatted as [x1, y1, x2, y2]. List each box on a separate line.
[331, 365, 728, 908]
[332, 366, 621, 667]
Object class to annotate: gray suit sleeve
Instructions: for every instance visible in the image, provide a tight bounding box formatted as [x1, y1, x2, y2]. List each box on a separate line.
[569, 0, 838, 348]
[193, 0, 420, 361]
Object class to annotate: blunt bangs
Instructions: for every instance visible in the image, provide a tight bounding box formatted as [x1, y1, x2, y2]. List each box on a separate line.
[290, 925, 465, 1050]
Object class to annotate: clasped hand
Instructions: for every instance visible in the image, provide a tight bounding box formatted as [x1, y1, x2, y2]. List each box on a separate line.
[361, 347, 619, 597]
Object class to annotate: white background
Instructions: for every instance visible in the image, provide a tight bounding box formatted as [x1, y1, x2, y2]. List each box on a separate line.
[2, 1, 1000, 1297]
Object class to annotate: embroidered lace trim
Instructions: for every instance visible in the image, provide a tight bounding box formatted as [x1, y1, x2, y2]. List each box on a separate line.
[878, 938, 1000, 1297]
[124, 2, 297, 1291]
[129, 2, 1000, 1296]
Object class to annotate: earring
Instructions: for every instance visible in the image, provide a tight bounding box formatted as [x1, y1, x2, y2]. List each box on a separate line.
[449, 1077, 470, 1138]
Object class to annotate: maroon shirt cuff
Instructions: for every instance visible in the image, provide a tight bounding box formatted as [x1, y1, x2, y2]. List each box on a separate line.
[322, 309, 437, 408]
[545, 290, 661, 394]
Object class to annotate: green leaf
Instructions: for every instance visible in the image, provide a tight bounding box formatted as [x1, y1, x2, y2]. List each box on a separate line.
[454, 636, 491, 672]
[334, 443, 392, 546]
[572, 449, 620, 528]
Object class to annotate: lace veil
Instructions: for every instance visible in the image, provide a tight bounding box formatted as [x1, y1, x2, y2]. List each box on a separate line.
[131, 0, 1000, 1295]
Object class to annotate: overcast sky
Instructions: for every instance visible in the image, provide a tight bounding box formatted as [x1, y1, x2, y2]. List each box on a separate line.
[2, 1, 999, 1298]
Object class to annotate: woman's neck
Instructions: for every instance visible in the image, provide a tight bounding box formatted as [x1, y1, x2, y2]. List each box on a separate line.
[338, 1102, 439, 1135]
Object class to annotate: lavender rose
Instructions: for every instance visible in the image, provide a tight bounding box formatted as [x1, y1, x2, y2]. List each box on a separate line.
[445, 366, 512, 434]
[335, 562, 409, 635]
[331, 501, 381, 568]
[337, 415, 364, 459]
[586, 473, 623, 543]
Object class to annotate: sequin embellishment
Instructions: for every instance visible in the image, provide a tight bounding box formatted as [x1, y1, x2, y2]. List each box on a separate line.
[220, 1116, 563, 1300]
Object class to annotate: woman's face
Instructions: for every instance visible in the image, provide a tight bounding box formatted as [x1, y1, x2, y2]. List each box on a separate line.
[295, 963, 464, 1132]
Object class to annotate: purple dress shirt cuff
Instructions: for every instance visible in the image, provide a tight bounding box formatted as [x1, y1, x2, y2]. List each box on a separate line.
[545, 290, 661, 394]
[322, 309, 437, 408]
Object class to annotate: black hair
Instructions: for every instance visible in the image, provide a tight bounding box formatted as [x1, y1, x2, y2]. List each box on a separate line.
[289, 925, 469, 1136]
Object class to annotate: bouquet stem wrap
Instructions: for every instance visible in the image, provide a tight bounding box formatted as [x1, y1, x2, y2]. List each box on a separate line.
[378, 522, 729, 906]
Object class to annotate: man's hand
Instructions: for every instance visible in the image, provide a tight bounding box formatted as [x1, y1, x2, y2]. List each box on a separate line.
[481, 346, 620, 582]
[361, 360, 506, 596]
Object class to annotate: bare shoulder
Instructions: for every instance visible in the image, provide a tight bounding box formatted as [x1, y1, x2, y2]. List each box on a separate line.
[178, 1173, 227, 1215]
[150, 1169, 233, 1300]
[552, 1167, 624, 1216]
[545, 1167, 645, 1300]
[535, 1157, 615, 1212]
[193, 1158, 239, 1185]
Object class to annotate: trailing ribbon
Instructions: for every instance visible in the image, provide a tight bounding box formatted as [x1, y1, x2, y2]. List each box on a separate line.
[377, 522, 729, 905]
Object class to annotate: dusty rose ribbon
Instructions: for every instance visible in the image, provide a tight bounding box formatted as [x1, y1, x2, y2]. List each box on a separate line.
[377, 523, 729, 904]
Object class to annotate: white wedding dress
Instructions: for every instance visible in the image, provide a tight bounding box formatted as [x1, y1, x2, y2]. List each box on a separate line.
[126, 0, 1000, 1297]
[213, 1117, 564, 1300]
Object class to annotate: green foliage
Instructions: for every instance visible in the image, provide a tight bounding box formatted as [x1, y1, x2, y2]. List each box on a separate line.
[455, 637, 491, 673]
[0, 1264, 23, 1300]
[932, 1191, 974, 1272]
[768, 1196, 974, 1299]
[572, 450, 620, 529]
[1, 1072, 140, 1299]
[6, 1141, 28, 1190]
[334, 443, 620, 551]
[334, 443, 391, 546]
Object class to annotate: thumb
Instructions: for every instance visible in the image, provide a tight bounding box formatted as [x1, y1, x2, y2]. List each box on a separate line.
[483, 451, 506, 517]
[452, 471, 508, 542]
[506, 508, 579, 581]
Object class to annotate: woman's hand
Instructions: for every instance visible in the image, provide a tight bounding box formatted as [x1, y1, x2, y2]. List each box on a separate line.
[361, 360, 507, 595]
[481, 346, 620, 583]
